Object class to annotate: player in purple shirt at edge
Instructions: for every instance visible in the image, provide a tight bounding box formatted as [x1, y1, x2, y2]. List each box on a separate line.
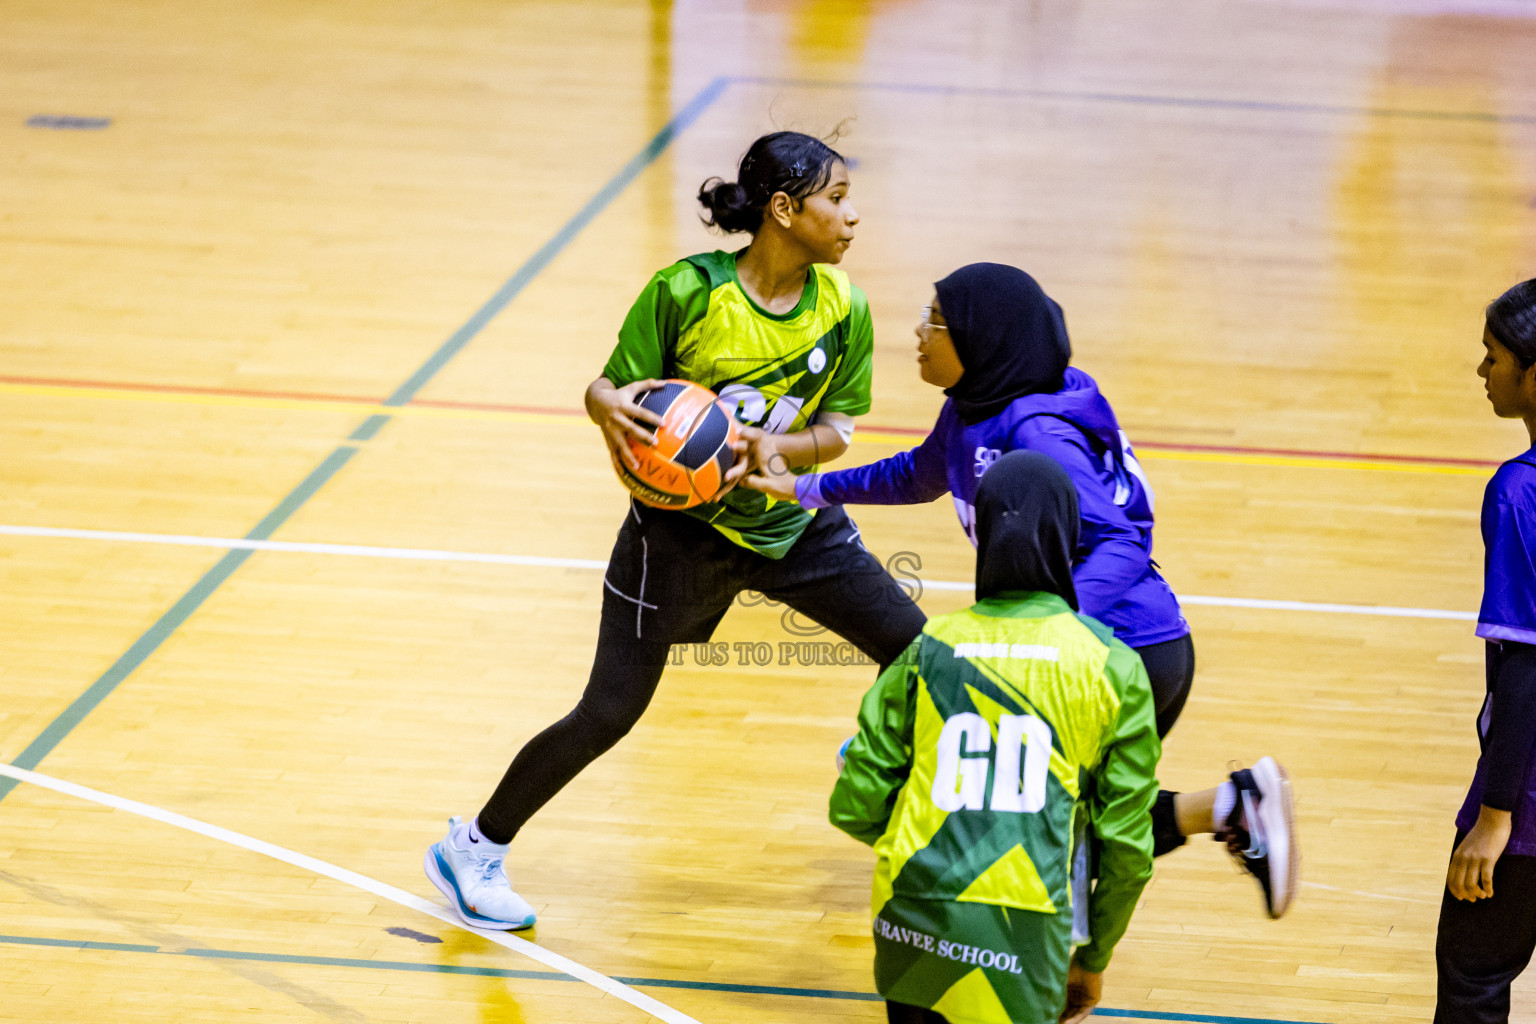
[1437, 278, 1536, 1024]
[745, 263, 1300, 918]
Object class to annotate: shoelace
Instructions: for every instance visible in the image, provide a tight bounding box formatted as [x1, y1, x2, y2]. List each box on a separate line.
[478, 855, 504, 883]
[460, 838, 506, 884]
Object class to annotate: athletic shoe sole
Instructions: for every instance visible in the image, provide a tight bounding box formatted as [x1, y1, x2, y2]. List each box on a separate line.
[1250, 756, 1298, 919]
[423, 844, 535, 931]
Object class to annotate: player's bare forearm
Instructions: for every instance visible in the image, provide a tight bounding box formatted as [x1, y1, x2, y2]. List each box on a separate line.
[763, 423, 848, 471]
[584, 376, 615, 424]
[725, 421, 848, 492]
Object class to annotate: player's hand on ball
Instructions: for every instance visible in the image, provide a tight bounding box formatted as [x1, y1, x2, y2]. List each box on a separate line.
[591, 379, 664, 472]
[740, 444, 799, 502]
[1059, 963, 1102, 1024]
[1448, 805, 1512, 901]
[721, 425, 768, 494]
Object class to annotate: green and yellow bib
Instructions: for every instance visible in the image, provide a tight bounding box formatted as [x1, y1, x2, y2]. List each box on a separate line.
[604, 250, 874, 557]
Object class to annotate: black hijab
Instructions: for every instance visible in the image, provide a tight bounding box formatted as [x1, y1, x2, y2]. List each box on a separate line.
[974, 450, 1080, 608]
[934, 263, 1071, 424]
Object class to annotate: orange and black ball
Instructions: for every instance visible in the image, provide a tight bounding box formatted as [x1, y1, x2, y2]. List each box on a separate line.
[615, 380, 740, 509]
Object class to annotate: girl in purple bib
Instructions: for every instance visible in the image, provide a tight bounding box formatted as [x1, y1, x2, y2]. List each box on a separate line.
[1437, 277, 1536, 1024]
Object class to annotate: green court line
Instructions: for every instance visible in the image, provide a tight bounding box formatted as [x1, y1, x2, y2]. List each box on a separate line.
[0, 933, 1330, 1024]
[0, 445, 360, 801]
[1, 934, 161, 954]
[0, 76, 730, 797]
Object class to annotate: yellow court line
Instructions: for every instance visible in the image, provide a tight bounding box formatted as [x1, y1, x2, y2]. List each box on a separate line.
[1127, 447, 1491, 476]
[1, 381, 1493, 476]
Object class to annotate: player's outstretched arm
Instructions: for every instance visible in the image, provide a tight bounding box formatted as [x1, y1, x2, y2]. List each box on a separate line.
[742, 415, 952, 508]
[724, 420, 849, 491]
[829, 646, 919, 846]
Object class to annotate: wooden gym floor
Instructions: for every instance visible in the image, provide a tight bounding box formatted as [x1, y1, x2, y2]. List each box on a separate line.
[3, 1, 1536, 1021]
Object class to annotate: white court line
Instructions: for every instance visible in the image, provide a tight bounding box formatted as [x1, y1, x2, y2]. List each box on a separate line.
[0, 522, 1477, 622]
[1177, 593, 1475, 621]
[0, 524, 609, 571]
[917, 577, 1477, 619]
[0, 762, 701, 1024]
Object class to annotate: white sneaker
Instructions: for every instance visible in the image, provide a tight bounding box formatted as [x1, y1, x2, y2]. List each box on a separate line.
[1220, 757, 1299, 919]
[424, 816, 537, 930]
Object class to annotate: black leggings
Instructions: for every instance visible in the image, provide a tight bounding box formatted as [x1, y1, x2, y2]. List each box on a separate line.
[1137, 633, 1196, 740]
[1133, 633, 1197, 857]
[1435, 831, 1536, 1024]
[476, 504, 928, 844]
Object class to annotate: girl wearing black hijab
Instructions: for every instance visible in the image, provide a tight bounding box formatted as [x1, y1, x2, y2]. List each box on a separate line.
[831, 450, 1161, 1024]
[747, 263, 1298, 919]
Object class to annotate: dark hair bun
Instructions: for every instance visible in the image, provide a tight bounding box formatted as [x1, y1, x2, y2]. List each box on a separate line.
[697, 132, 847, 236]
[697, 177, 762, 234]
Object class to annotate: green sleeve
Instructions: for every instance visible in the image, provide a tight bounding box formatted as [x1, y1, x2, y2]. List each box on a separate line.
[828, 641, 920, 846]
[602, 263, 710, 386]
[818, 284, 874, 416]
[1076, 640, 1160, 973]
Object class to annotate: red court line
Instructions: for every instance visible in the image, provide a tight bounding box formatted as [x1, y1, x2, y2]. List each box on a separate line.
[0, 373, 1501, 470]
[0, 373, 585, 420]
[412, 396, 583, 417]
[0, 374, 381, 406]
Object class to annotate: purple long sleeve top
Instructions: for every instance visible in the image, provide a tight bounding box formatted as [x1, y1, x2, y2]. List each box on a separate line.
[799, 368, 1188, 649]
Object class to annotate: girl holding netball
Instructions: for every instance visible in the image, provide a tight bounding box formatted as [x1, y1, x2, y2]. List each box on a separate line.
[746, 263, 1298, 918]
[425, 132, 928, 929]
[1436, 278, 1536, 1023]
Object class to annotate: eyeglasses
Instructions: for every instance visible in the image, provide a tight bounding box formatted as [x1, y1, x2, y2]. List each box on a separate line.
[919, 306, 949, 331]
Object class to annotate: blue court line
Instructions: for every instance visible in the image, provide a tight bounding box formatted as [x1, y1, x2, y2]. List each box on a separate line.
[728, 75, 1536, 125]
[0, 933, 1330, 1024]
[27, 115, 112, 130]
[0, 75, 730, 796]
[374, 75, 731, 414]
